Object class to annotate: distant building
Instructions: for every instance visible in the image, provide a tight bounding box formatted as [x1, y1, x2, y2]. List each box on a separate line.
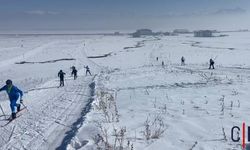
[114, 32, 120, 35]
[163, 32, 171, 36]
[173, 29, 190, 34]
[239, 29, 249, 32]
[154, 32, 163, 36]
[132, 29, 153, 37]
[194, 30, 213, 37]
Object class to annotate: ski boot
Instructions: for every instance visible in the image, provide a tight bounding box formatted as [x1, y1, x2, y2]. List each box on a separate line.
[12, 112, 16, 119]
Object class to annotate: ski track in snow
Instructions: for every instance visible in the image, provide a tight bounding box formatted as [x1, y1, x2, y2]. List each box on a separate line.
[0, 35, 133, 150]
[0, 75, 94, 150]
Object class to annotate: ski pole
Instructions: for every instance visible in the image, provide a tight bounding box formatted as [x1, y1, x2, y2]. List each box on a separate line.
[214, 55, 218, 61]
[0, 104, 7, 119]
[21, 102, 28, 110]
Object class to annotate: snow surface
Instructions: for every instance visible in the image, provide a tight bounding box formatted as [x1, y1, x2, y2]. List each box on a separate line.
[0, 32, 250, 150]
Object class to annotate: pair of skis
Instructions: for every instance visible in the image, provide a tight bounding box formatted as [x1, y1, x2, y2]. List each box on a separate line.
[1, 105, 27, 127]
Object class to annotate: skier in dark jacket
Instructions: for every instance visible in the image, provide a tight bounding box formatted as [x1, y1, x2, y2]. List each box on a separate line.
[162, 61, 165, 67]
[0, 80, 23, 119]
[209, 59, 215, 69]
[84, 65, 92, 76]
[181, 56, 185, 66]
[71, 66, 78, 80]
[58, 70, 66, 87]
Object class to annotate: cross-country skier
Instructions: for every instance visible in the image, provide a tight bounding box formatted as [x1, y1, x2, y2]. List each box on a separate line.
[84, 65, 92, 76]
[181, 56, 185, 66]
[209, 58, 215, 69]
[71, 66, 78, 80]
[58, 70, 66, 87]
[162, 61, 165, 67]
[0, 80, 23, 119]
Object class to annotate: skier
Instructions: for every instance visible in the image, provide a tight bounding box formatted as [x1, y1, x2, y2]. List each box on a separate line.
[209, 58, 215, 69]
[84, 65, 92, 76]
[71, 66, 78, 80]
[181, 56, 185, 66]
[156, 57, 159, 61]
[0, 80, 23, 119]
[58, 70, 66, 87]
[162, 61, 165, 67]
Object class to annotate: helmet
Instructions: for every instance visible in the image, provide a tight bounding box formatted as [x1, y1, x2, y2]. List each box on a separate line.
[6, 79, 12, 85]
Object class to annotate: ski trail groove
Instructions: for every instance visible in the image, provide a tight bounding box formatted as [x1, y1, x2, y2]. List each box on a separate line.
[56, 80, 96, 150]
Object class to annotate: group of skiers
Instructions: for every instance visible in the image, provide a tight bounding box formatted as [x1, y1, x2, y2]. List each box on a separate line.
[58, 65, 92, 87]
[0, 65, 92, 120]
[157, 56, 215, 69]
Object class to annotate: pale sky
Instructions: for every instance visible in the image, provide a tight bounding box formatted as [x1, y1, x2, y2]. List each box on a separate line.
[0, 0, 249, 32]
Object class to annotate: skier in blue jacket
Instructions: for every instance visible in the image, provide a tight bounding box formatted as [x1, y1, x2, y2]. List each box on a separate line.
[0, 79, 23, 119]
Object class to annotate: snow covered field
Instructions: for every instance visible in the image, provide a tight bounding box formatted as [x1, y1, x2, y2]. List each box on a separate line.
[0, 32, 250, 150]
